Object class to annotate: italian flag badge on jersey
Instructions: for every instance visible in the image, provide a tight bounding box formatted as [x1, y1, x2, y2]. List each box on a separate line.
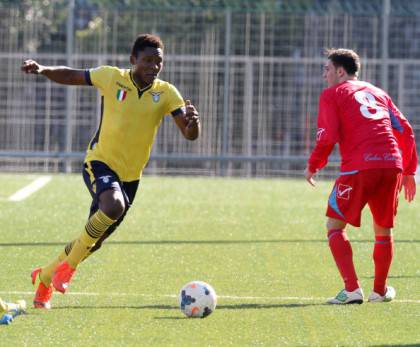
[116, 89, 127, 101]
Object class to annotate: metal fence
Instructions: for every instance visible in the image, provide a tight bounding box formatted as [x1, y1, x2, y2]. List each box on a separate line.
[1, 1, 420, 177]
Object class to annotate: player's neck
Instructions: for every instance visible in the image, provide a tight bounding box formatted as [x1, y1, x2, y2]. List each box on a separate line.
[131, 71, 151, 90]
[338, 75, 358, 84]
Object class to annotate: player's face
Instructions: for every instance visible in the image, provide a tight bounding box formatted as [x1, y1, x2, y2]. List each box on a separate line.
[323, 60, 340, 87]
[131, 47, 163, 87]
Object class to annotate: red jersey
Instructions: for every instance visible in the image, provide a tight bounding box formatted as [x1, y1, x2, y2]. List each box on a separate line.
[308, 80, 418, 175]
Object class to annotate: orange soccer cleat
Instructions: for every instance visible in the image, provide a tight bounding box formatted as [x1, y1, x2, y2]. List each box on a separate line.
[52, 261, 76, 294]
[31, 268, 53, 309]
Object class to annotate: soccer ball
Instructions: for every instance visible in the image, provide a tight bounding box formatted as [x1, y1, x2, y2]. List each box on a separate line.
[179, 281, 217, 318]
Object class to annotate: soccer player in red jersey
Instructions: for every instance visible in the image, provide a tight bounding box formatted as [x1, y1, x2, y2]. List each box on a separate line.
[305, 48, 417, 304]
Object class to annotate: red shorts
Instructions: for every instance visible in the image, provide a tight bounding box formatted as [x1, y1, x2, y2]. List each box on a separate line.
[326, 168, 402, 228]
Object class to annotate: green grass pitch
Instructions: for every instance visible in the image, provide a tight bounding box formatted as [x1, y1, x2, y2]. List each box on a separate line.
[0, 174, 419, 346]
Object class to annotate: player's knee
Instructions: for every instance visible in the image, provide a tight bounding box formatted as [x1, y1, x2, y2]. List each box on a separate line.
[106, 198, 125, 220]
[99, 190, 125, 220]
[326, 220, 331, 231]
[326, 218, 346, 232]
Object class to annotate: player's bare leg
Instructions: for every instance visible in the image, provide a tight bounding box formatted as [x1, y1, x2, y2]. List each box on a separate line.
[326, 218, 364, 304]
[97, 189, 126, 220]
[326, 217, 346, 231]
[373, 223, 392, 236]
[368, 222, 396, 302]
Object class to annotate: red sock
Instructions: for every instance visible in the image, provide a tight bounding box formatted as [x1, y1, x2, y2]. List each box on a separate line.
[328, 229, 360, 292]
[373, 235, 393, 296]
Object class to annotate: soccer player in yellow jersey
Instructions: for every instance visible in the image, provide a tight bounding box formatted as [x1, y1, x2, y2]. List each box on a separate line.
[21, 34, 200, 309]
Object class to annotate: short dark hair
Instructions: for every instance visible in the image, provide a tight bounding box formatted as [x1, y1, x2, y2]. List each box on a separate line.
[326, 48, 361, 76]
[131, 34, 164, 57]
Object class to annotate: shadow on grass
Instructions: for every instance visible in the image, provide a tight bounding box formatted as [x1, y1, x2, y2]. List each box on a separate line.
[361, 275, 420, 279]
[52, 302, 329, 321]
[153, 303, 324, 320]
[54, 304, 178, 310]
[218, 303, 323, 309]
[54, 302, 323, 311]
[0, 239, 419, 247]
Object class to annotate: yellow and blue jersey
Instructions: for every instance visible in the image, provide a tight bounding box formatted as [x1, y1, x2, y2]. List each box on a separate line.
[84, 66, 185, 181]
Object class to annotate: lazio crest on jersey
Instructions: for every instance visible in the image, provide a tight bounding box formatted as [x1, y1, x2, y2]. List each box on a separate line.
[150, 91, 163, 103]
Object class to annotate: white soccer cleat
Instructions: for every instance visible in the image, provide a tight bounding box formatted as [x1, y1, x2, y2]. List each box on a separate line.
[0, 298, 26, 324]
[368, 286, 396, 303]
[16, 300, 27, 314]
[326, 288, 364, 304]
[5, 299, 26, 316]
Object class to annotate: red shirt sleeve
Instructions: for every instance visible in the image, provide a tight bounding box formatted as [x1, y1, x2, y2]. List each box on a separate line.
[307, 89, 339, 173]
[387, 98, 418, 175]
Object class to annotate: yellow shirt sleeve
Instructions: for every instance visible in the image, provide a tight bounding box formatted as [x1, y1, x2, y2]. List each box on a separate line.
[86, 66, 116, 92]
[165, 84, 185, 116]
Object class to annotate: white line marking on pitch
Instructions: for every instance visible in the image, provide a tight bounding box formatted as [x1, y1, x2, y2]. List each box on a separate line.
[8, 176, 52, 202]
[0, 291, 418, 303]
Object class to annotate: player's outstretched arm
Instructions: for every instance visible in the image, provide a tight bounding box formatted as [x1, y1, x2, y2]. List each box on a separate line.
[21, 59, 88, 85]
[172, 100, 201, 141]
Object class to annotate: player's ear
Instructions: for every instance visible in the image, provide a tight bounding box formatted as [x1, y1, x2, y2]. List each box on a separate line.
[129, 55, 136, 66]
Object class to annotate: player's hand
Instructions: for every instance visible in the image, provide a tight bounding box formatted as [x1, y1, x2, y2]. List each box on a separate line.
[402, 175, 416, 203]
[21, 59, 43, 74]
[184, 100, 200, 128]
[304, 167, 316, 187]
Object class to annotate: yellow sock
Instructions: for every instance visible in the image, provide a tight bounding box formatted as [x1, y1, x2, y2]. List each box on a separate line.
[0, 298, 7, 313]
[82, 246, 95, 262]
[39, 248, 68, 286]
[66, 210, 115, 269]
